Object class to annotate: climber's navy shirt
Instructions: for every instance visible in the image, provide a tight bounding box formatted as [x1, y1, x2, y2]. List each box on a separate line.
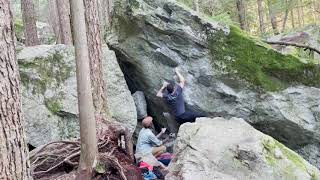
[163, 85, 185, 117]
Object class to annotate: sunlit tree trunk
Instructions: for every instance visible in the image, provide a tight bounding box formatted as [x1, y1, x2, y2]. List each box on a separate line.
[300, 0, 305, 26]
[290, 10, 295, 28]
[21, 0, 39, 46]
[236, 0, 247, 30]
[193, 0, 199, 12]
[268, 0, 279, 35]
[57, 0, 73, 44]
[0, 1, 32, 179]
[84, 0, 108, 117]
[70, 0, 97, 178]
[257, 0, 265, 33]
[281, 0, 290, 33]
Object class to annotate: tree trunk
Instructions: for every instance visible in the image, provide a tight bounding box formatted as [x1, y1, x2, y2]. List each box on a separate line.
[268, 0, 279, 35]
[281, 0, 290, 33]
[236, 0, 246, 30]
[57, 0, 73, 45]
[300, 0, 305, 26]
[290, 10, 295, 28]
[84, 0, 108, 117]
[21, 0, 39, 46]
[0, 1, 32, 179]
[257, 0, 265, 34]
[70, 0, 97, 178]
[297, 1, 302, 27]
[193, 0, 199, 12]
[48, 0, 61, 44]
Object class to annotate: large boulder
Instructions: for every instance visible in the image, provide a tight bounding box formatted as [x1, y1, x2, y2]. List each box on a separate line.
[108, 0, 320, 168]
[166, 117, 320, 180]
[18, 45, 137, 147]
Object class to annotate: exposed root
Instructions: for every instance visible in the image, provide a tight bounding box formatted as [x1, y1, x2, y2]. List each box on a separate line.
[30, 119, 142, 180]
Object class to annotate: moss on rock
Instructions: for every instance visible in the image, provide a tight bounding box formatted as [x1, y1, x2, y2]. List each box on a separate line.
[19, 52, 72, 95]
[262, 137, 319, 179]
[208, 26, 320, 91]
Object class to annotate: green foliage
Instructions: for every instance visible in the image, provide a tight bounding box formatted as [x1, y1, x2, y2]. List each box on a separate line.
[14, 19, 24, 42]
[208, 26, 320, 91]
[44, 98, 62, 115]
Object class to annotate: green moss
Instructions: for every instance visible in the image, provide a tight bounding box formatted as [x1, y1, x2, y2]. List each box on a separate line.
[14, 19, 24, 42]
[208, 26, 320, 91]
[262, 137, 311, 178]
[19, 53, 72, 95]
[44, 98, 62, 115]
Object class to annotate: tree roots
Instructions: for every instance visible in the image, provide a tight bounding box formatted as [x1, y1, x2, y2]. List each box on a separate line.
[30, 119, 142, 180]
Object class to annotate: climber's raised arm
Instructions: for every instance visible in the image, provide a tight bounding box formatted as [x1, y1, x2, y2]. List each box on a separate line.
[156, 81, 169, 98]
[175, 67, 185, 88]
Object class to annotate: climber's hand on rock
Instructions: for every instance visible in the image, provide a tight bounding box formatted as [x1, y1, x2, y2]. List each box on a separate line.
[161, 128, 167, 134]
[162, 81, 169, 87]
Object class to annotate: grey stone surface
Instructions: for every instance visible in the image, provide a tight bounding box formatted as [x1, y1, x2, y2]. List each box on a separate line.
[18, 44, 137, 147]
[108, 0, 320, 168]
[166, 117, 320, 180]
[132, 91, 148, 120]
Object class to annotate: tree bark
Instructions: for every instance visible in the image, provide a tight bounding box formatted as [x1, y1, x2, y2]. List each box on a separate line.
[281, 0, 290, 33]
[57, 0, 73, 44]
[193, 0, 199, 12]
[290, 10, 295, 28]
[257, 0, 265, 34]
[84, 0, 108, 117]
[70, 0, 97, 178]
[300, 0, 305, 26]
[268, 0, 279, 35]
[236, 0, 247, 30]
[297, 1, 302, 27]
[48, 0, 61, 43]
[21, 0, 39, 46]
[0, 1, 32, 179]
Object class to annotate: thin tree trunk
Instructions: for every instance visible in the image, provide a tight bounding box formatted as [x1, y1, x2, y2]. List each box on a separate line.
[84, 0, 108, 117]
[297, 2, 302, 27]
[300, 0, 305, 26]
[70, 0, 97, 178]
[236, 0, 247, 31]
[290, 10, 295, 28]
[48, 0, 61, 44]
[57, 0, 73, 44]
[257, 0, 265, 34]
[268, 0, 279, 35]
[193, 0, 199, 12]
[0, 0, 32, 179]
[21, 0, 39, 46]
[281, 0, 290, 33]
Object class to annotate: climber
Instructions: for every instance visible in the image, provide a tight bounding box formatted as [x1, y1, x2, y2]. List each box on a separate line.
[156, 67, 202, 124]
[135, 116, 169, 158]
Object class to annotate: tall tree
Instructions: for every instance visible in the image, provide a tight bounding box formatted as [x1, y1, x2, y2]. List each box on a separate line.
[193, 0, 200, 12]
[257, 0, 265, 33]
[48, 0, 61, 43]
[281, 0, 290, 33]
[70, 0, 97, 178]
[290, 9, 295, 28]
[84, 0, 108, 117]
[21, 0, 39, 46]
[268, 0, 279, 35]
[0, 0, 32, 179]
[236, 0, 247, 30]
[57, 0, 73, 44]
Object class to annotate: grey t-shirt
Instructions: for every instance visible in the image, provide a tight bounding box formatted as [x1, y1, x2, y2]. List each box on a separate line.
[135, 128, 162, 155]
[163, 85, 185, 117]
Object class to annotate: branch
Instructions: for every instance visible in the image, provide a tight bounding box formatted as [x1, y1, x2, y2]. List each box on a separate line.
[264, 40, 320, 55]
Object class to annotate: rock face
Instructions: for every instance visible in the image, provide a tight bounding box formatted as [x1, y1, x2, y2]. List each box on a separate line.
[108, 0, 320, 168]
[18, 45, 137, 147]
[166, 117, 320, 180]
